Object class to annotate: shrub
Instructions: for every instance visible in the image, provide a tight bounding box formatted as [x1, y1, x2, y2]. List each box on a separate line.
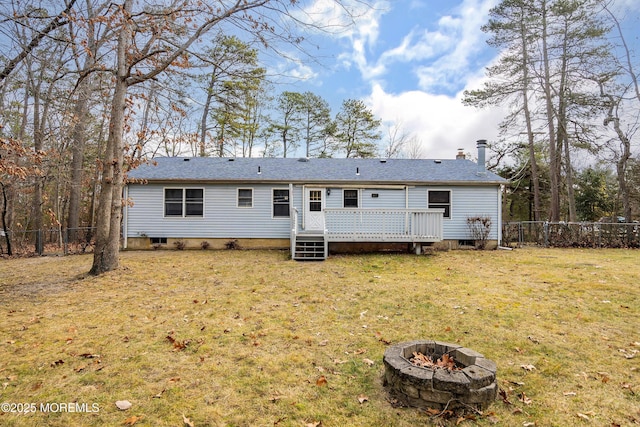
[173, 240, 186, 250]
[225, 239, 240, 250]
[200, 241, 210, 250]
[466, 216, 492, 249]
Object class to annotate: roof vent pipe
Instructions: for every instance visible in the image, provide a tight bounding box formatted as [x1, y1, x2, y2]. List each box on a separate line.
[476, 140, 487, 175]
[258, 166, 261, 175]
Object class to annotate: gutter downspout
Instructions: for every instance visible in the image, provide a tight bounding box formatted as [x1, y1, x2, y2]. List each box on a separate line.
[301, 185, 305, 230]
[122, 185, 128, 249]
[290, 183, 295, 232]
[498, 185, 502, 246]
[405, 186, 409, 234]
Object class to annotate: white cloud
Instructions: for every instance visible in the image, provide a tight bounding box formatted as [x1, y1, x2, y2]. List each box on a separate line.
[329, 0, 499, 93]
[296, 0, 387, 40]
[330, 1, 390, 79]
[367, 83, 506, 159]
[411, 0, 497, 92]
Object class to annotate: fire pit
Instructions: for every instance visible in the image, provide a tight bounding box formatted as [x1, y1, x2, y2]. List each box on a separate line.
[383, 340, 497, 411]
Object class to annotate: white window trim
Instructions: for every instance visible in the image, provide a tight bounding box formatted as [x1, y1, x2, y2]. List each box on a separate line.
[272, 188, 290, 219]
[237, 187, 254, 208]
[427, 189, 452, 219]
[342, 188, 359, 208]
[163, 187, 205, 218]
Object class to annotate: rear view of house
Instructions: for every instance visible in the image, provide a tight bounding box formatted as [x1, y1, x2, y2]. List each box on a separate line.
[124, 140, 507, 259]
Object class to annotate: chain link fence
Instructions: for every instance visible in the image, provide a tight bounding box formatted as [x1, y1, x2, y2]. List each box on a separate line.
[0, 227, 95, 257]
[502, 221, 640, 248]
[2, 222, 637, 256]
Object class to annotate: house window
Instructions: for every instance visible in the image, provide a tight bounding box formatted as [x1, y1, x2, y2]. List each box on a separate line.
[343, 189, 358, 208]
[165, 188, 203, 217]
[185, 189, 204, 216]
[238, 188, 253, 207]
[273, 189, 290, 217]
[309, 190, 322, 212]
[428, 190, 451, 218]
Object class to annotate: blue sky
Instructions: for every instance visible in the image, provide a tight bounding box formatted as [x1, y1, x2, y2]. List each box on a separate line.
[272, 0, 640, 160]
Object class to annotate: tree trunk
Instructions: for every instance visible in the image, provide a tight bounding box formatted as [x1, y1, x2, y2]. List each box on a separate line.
[557, 18, 576, 222]
[32, 80, 44, 254]
[67, 77, 91, 239]
[541, 0, 561, 221]
[612, 117, 632, 222]
[1, 183, 12, 256]
[90, 0, 132, 275]
[200, 71, 216, 157]
[563, 134, 577, 222]
[519, 10, 541, 222]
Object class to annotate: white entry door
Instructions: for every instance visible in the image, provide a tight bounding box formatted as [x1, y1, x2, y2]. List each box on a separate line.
[305, 187, 325, 232]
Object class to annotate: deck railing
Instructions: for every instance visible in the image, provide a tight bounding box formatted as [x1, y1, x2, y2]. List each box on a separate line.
[323, 208, 443, 242]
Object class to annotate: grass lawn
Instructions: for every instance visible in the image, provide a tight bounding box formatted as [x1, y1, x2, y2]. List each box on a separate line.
[0, 248, 638, 426]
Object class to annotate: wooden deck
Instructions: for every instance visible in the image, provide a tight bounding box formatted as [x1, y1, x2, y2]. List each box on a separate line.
[291, 208, 444, 260]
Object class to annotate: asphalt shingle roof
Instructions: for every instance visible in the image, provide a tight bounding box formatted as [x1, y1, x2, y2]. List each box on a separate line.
[127, 157, 507, 185]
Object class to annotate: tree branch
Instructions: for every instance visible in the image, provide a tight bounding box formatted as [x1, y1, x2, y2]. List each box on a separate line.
[0, 0, 77, 83]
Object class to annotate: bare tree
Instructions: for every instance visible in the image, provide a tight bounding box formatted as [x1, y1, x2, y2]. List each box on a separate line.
[90, 0, 362, 274]
[0, 0, 77, 85]
[383, 120, 411, 159]
[403, 135, 425, 159]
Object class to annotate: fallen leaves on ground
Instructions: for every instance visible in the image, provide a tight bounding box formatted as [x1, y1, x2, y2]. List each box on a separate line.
[618, 348, 638, 359]
[410, 352, 460, 371]
[166, 332, 190, 351]
[518, 392, 532, 405]
[499, 388, 512, 405]
[316, 376, 327, 387]
[122, 415, 142, 425]
[182, 414, 194, 427]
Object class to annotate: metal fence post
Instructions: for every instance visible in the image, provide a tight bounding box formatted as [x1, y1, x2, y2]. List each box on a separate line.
[543, 222, 549, 247]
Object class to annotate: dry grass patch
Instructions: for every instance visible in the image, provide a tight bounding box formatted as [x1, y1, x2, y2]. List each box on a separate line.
[0, 248, 638, 426]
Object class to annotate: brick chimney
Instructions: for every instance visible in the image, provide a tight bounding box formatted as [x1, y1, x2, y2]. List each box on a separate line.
[456, 148, 465, 160]
[476, 139, 487, 174]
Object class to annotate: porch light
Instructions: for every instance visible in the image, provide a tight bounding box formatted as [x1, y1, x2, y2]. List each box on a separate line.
[327, 188, 331, 196]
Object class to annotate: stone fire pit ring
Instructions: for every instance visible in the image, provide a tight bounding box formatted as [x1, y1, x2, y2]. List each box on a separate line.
[383, 340, 497, 411]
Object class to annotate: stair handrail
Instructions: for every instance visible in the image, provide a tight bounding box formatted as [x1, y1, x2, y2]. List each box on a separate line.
[290, 207, 299, 257]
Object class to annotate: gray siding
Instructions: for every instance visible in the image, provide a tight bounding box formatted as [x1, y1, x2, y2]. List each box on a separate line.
[409, 185, 501, 240]
[127, 183, 501, 241]
[126, 183, 291, 238]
